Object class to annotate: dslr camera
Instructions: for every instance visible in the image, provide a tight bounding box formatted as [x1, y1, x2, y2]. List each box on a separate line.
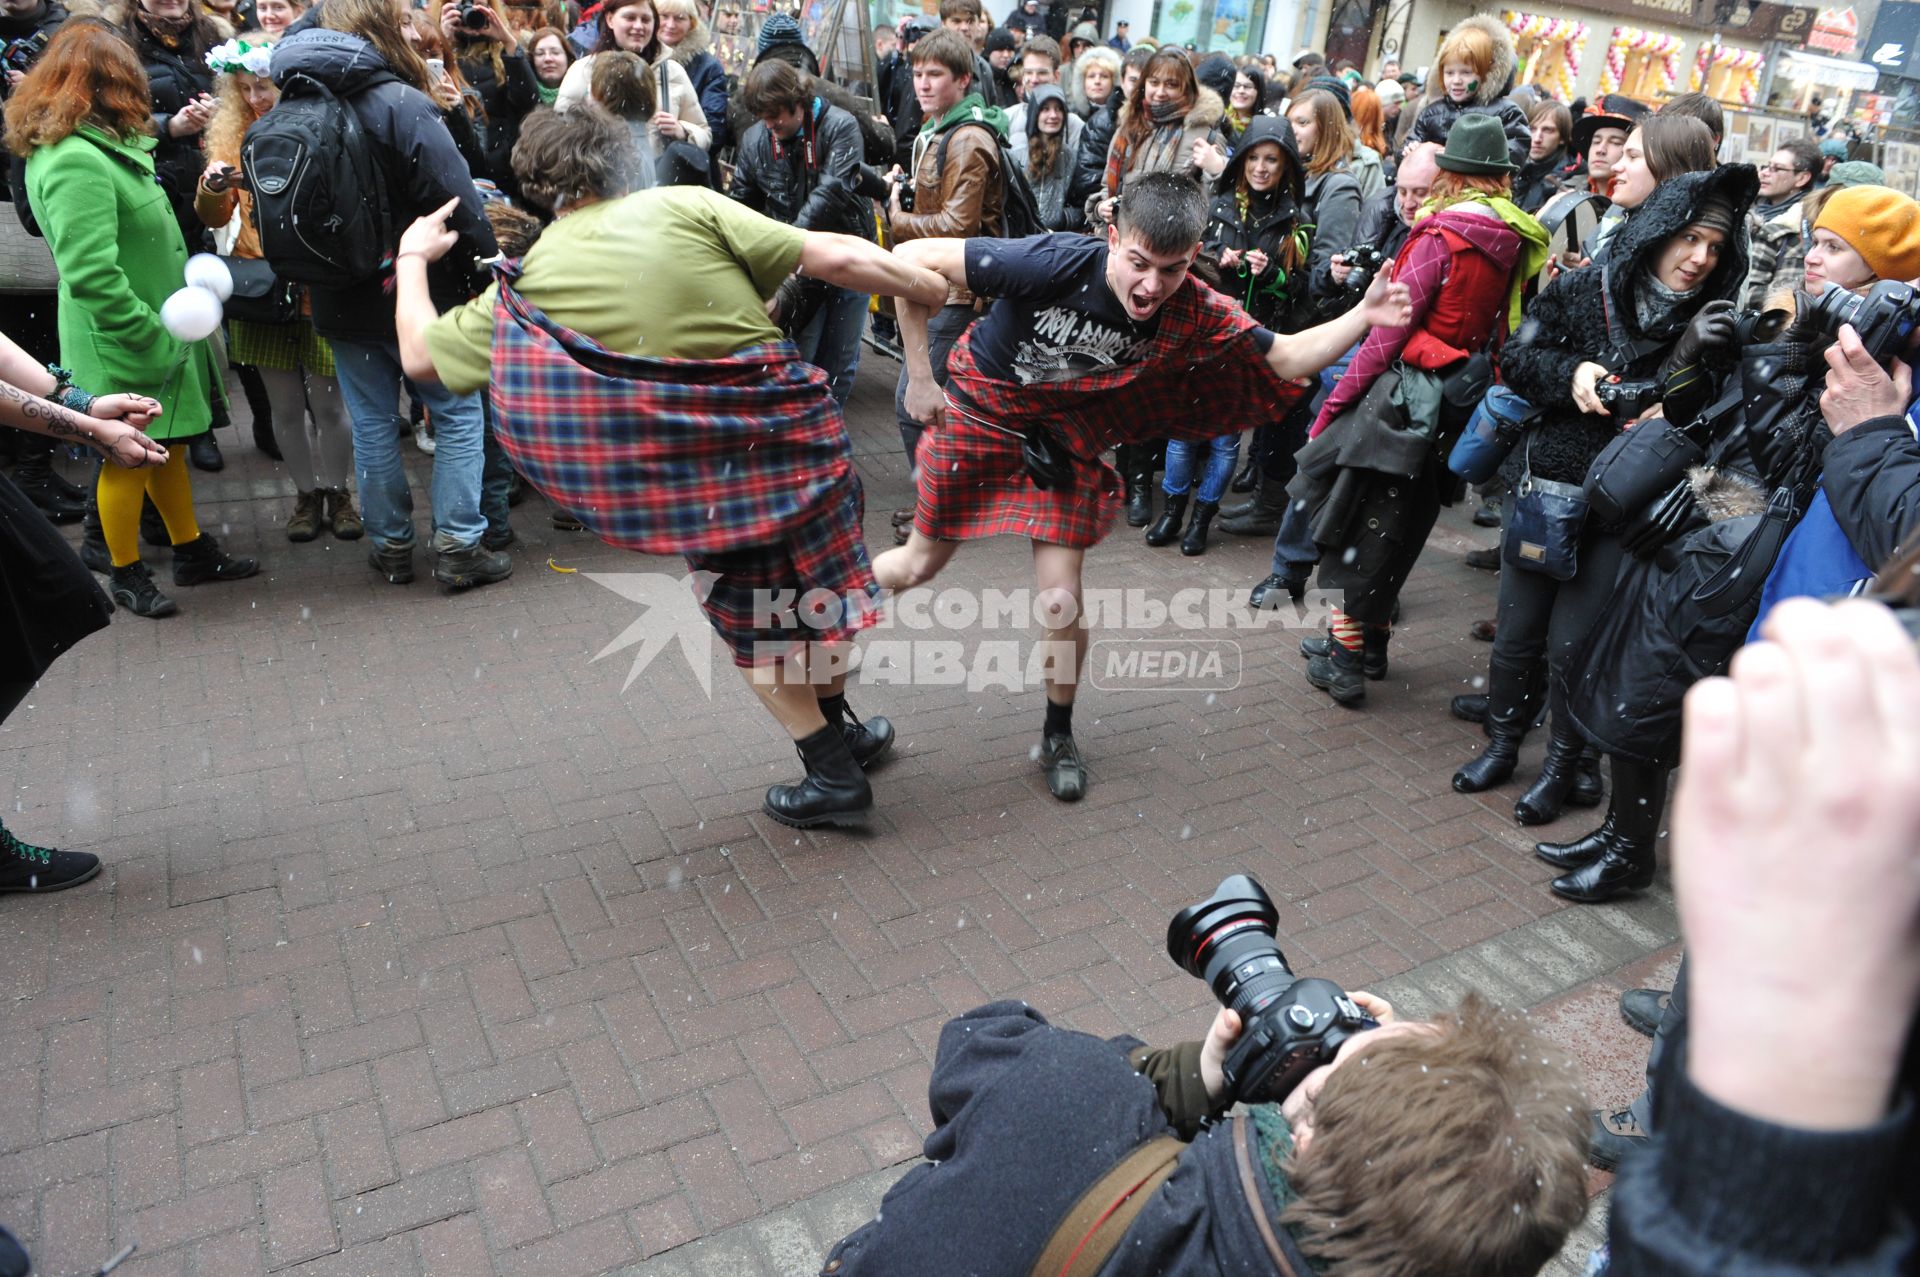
[1734, 281, 1920, 367]
[456, 1, 491, 29]
[890, 171, 915, 213]
[1340, 244, 1386, 294]
[1594, 376, 1661, 419]
[1, 31, 50, 92]
[1167, 874, 1378, 1106]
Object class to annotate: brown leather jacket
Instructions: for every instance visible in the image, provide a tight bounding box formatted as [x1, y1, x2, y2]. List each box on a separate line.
[890, 119, 1005, 305]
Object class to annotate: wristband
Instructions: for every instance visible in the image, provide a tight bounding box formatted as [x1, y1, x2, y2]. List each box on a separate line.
[57, 384, 97, 416]
[44, 362, 74, 400]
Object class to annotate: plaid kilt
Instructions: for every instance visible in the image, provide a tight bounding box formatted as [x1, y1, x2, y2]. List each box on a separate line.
[227, 317, 335, 376]
[688, 477, 881, 667]
[914, 403, 1119, 548]
[485, 265, 853, 558]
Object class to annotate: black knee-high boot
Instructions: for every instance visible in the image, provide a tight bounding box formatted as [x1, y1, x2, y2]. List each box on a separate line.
[1543, 757, 1665, 902]
[1452, 657, 1533, 793]
[1514, 690, 1591, 825]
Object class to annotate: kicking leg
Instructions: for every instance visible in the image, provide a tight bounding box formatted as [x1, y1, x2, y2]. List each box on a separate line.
[1031, 540, 1090, 802]
[872, 529, 960, 591]
[748, 651, 873, 832]
[812, 643, 896, 769]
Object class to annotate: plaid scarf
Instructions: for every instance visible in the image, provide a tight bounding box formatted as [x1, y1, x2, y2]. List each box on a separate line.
[485, 264, 854, 557]
[944, 274, 1305, 458]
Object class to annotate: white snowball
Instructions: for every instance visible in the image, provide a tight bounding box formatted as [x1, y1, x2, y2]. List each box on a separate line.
[182, 254, 233, 301]
[160, 287, 223, 342]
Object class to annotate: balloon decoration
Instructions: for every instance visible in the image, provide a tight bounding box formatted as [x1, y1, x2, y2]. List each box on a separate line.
[1503, 11, 1588, 104]
[1687, 42, 1766, 104]
[160, 254, 232, 343]
[1599, 26, 1685, 97]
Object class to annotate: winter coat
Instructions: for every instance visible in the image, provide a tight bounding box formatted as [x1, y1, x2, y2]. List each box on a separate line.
[1063, 47, 1121, 121]
[1009, 84, 1086, 232]
[453, 43, 541, 192]
[1513, 146, 1566, 214]
[728, 95, 871, 237]
[821, 1002, 1320, 1277]
[1401, 14, 1531, 169]
[554, 52, 710, 151]
[727, 41, 895, 171]
[1740, 196, 1808, 311]
[891, 94, 1008, 305]
[664, 19, 731, 151]
[1087, 86, 1226, 226]
[270, 29, 496, 344]
[1301, 165, 1361, 303]
[1349, 141, 1384, 199]
[1202, 115, 1310, 332]
[1071, 91, 1117, 212]
[1498, 164, 1759, 487]
[122, 7, 228, 242]
[1351, 185, 1412, 266]
[23, 125, 217, 440]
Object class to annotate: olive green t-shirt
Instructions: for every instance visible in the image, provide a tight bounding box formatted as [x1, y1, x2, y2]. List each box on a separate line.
[425, 186, 807, 396]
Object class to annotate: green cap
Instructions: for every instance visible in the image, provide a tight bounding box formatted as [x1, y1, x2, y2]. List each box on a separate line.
[1437, 113, 1516, 176]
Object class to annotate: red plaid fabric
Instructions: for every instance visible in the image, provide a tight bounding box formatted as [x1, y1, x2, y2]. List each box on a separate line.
[913, 404, 1119, 547]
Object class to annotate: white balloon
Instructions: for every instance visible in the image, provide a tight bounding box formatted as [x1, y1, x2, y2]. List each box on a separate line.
[183, 253, 234, 301]
[160, 286, 224, 342]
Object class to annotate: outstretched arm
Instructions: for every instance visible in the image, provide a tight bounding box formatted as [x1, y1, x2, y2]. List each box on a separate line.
[892, 238, 971, 427]
[797, 231, 950, 312]
[1265, 266, 1413, 382]
[395, 199, 462, 384]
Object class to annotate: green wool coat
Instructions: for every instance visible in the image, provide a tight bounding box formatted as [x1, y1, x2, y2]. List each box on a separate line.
[25, 124, 217, 441]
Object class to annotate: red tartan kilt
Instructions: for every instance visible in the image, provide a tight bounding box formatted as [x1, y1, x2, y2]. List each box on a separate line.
[912, 411, 1120, 549]
[685, 480, 881, 668]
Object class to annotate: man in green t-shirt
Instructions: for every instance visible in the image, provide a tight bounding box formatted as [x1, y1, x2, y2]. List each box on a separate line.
[394, 107, 950, 831]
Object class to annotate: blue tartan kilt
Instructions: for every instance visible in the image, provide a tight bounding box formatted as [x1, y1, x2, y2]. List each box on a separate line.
[685, 476, 882, 667]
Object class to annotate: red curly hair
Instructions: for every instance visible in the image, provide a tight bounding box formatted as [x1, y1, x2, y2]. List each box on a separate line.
[4, 19, 154, 158]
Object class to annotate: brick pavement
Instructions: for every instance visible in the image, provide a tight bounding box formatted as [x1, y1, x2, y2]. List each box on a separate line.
[0, 355, 1676, 1275]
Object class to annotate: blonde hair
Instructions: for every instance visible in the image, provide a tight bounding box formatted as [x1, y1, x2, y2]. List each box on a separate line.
[203, 57, 276, 167]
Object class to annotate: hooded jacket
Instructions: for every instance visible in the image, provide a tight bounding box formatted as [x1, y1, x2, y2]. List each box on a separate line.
[1071, 85, 1119, 211]
[1403, 14, 1532, 170]
[1500, 164, 1758, 486]
[664, 17, 731, 151]
[269, 29, 496, 343]
[891, 93, 1008, 304]
[1204, 115, 1311, 332]
[728, 94, 871, 237]
[1009, 84, 1085, 231]
[1064, 46, 1122, 120]
[1089, 85, 1225, 226]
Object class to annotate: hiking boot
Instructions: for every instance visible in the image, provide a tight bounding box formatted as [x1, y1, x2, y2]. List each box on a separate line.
[368, 540, 415, 585]
[110, 561, 177, 618]
[433, 541, 512, 590]
[1305, 639, 1367, 707]
[1180, 499, 1219, 556]
[1041, 733, 1088, 802]
[1620, 987, 1670, 1038]
[285, 490, 325, 543]
[325, 488, 364, 540]
[1588, 1107, 1649, 1172]
[765, 724, 872, 829]
[1464, 547, 1501, 571]
[172, 533, 258, 586]
[0, 821, 101, 893]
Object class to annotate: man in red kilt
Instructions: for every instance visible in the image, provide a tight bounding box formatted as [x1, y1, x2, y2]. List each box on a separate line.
[391, 107, 950, 831]
[877, 173, 1412, 800]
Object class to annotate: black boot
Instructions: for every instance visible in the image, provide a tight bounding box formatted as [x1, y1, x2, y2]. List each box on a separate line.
[1229, 454, 1258, 492]
[234, 363, 282, 460]
[188, 432, 224, 472]
[1299, 632, 1386, 679]
[1144, 492, 1187, 546]
[1452, 659, 1532, 793]
[0, 820, 102, 892]
[80, 505, 109, 573]
[821, 694, 895, 769]
[171, 533, 259, 586]
[141, 496, 169, 548]
[1542, 759, 1666, 902]
[1450, 694, 1488, 724]
[1218, 471, 1285, 537]
[765, 723, 873, 829]
[110, 561, 177, 618]
[1249, 567, 1307, 609]
[1305, 638, 1367, 707]
[10, 442, 86, 523]
[1568, 745, 1605, 808]
[1125, 476, 1154, 528]
[1514, 719, 1588, 826]
[1180, 499, 1218, 556]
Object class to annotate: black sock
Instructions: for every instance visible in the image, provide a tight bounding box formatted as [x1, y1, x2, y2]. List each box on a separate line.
[1044, 699, 1073, 739]
[818, 692, 849, 727]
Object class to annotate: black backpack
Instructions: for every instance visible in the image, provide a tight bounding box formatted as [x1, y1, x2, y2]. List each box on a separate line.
[241, 70, 396, 285]
[935, 119, 1045, 238]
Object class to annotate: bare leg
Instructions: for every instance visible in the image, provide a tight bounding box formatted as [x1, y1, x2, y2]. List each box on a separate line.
[873, 530, 961, 590]
[1031, 541, 1089, 706]
[741, 657, 829, 741]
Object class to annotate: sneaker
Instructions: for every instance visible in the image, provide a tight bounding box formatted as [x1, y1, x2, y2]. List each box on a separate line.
[0, 823, 101, 892]
[368, 540, 415, 585]
[110, 561, 177, 618]
[1588, 1107, 1649, 1172]
[285, 490, 324, 543]
[1040, 733, 1087, 802]
[325, 489, 364, 541]
[433, 541, 512, 589]
[413, 420, 436, 455]
[1620, 988, 1670, 1038]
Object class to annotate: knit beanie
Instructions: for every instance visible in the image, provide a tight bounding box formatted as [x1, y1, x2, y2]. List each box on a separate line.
[985, 26, 1018, 54]
[1814, 185, 1920, 284]
[1689, 192, 1739, 238]
[1304, 73, 1352, 119]
[756, 12, 803, 58]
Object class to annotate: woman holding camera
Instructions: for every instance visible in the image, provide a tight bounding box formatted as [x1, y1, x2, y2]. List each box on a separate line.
[1451, 166, 1757, 879]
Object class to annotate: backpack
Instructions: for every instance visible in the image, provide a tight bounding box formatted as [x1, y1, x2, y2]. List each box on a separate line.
[935, 119, 1045, 238]
[241, 70, 396, 285]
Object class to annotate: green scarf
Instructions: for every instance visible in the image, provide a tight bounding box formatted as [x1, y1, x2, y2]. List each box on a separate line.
[919, 91, 1010, 142]
[536, 81, 560, 106]
[1483, 195, 1550, 331]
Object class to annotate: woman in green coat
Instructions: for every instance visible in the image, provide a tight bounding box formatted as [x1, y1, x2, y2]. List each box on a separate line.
[5, 18, 255, 618]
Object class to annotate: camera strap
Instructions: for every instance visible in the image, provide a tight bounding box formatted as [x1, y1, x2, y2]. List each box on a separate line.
[1028, 1136, 1185, 1277]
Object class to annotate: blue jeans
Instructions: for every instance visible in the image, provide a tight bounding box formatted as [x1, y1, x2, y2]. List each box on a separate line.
[797, 286, 868, 407]
[481, 403, 513, 537]
[330, 337, 486, 549]
[1163, 433, 1238, 503]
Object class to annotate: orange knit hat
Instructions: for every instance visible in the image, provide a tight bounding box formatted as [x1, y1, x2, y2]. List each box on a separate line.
[1814, 185, 1920, 284]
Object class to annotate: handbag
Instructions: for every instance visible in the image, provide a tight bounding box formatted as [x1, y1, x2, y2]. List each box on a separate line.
[1447, 383, 1537, 483]
[219, 255, 299, 325]
[1582, 416, 1706, 527]
[1504, 437, 1589, 580]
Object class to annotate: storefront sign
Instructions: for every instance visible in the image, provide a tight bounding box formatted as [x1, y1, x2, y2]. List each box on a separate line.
[1865, 0, 1920, 81]
[1807, 5, 1859, 54]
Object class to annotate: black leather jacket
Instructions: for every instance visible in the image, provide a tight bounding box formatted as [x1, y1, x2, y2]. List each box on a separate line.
[729, 96, 872, 237]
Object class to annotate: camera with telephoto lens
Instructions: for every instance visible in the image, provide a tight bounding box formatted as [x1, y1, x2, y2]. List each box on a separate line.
[1341, 244, 1387, 294]
[456, 1, 490, 29]
[1, 31, 50, 93]
[1166, 874, 1379, 1107]
[1594, 376, 1661, 419]
[1800, 280, 1920, 366]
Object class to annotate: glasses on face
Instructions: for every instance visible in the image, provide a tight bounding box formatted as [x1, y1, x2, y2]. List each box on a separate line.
[1759, 162, 1804, 174]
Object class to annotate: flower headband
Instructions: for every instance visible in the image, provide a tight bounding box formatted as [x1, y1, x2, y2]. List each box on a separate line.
[205, 37, 275, 77]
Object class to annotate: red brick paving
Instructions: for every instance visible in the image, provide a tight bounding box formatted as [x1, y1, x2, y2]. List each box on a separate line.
[0, 359, 1669, 1274]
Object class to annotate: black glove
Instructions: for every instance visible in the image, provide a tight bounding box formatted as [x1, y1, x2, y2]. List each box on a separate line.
[1021, 423, 1075, 491]
[1622, 479, 1701, 560]
[1666, 299, 1739, 374]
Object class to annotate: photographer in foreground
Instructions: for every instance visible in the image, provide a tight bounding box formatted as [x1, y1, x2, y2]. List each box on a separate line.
[821, 888, 1590, 1277]
[1608, 596, 1920, 1276]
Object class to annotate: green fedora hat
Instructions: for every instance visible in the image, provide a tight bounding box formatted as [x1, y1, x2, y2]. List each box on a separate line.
[1437, 113, 1516, 176]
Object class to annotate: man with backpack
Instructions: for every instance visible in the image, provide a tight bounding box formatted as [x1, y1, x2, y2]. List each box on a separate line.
[251, 24, 504, 591]
[731, 59, 874, 406]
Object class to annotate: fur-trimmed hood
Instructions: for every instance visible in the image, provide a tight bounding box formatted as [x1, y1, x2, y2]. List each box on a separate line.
[1116, 84, 1225, 141]
[1454, 12, 1517, 106]
[664, 14, 712, 67]
[1689, 466, 1769, 521]
[1065, 45, 1122, 118]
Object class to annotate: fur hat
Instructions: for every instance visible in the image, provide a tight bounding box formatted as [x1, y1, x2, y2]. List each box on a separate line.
[1814, 185, 1920, 284]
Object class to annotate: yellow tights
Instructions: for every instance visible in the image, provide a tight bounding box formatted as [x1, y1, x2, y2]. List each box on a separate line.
[97, 449, 201, 568]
